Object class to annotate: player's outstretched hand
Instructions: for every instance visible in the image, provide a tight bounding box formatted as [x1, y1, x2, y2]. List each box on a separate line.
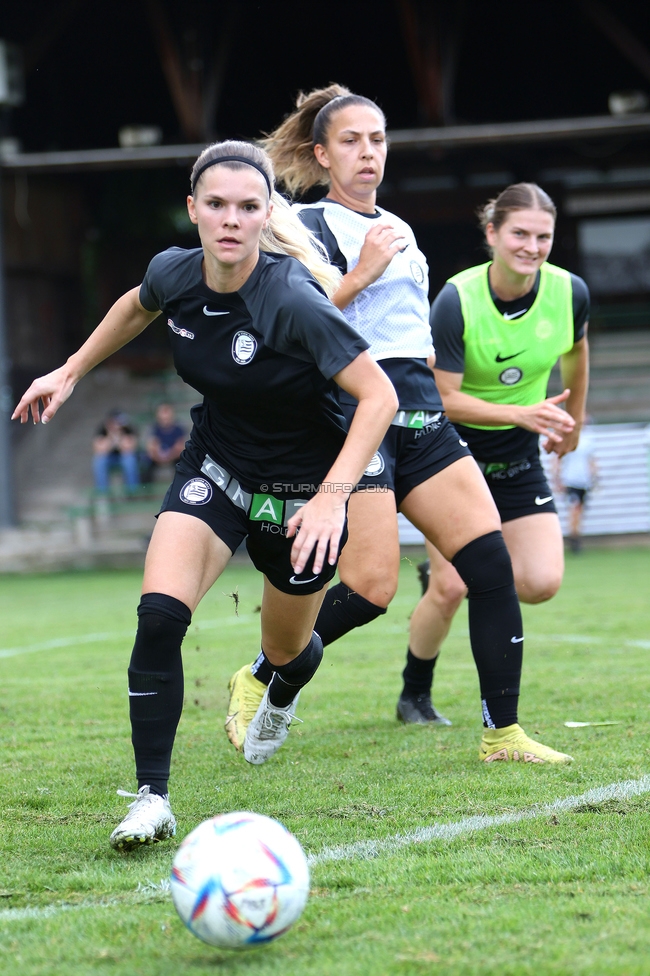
[286, 489, 347, 576]
[11, 365, 76, 425]
[544, 425, 581, 458]
[354, 222, 407, 288]
[516, 390, 574, 448]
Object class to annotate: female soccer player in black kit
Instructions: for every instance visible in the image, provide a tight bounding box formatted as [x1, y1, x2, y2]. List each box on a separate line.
[12, 140, 397, 850]
[226, 86, 573, 766]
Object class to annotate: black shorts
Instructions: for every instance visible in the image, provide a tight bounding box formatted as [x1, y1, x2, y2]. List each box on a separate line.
[479, 453, 557, 522]
[345, 410, 472, 507]
[158, 453, 347, 595]
[566, 486, 588, 505]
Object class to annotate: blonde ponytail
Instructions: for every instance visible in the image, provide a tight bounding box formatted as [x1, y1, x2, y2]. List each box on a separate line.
[190, 139, 341, 298]
[261, 192, 342, 298]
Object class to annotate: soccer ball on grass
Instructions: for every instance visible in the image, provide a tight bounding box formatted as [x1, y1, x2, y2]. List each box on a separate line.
[170, 811, 310, 949]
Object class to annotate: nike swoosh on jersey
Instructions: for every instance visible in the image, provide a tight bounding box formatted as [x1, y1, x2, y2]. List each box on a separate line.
[289, 575, 319, 585]
[502, 308, 528, 320]
[535, 495, 553, 506]
[459, 439, 468, 447]
[203, 306, 230, 316]
[510, 636, 524, 643]
[495, 350, 526, 362]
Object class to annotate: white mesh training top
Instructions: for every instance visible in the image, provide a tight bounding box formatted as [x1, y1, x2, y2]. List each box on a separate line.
[296, 200, 434, 362]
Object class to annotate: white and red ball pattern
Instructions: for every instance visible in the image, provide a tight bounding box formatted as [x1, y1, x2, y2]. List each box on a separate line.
[170, 811, 310, 949]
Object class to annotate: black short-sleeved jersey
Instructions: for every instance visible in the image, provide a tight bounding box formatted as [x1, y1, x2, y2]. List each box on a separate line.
[297, 200, 442, 413]
[431, 269, 590, 460]
[139, 247, 369, 491]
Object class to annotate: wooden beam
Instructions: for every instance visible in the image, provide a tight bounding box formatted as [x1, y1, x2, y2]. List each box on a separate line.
[577, 0, 650, 85]
[396, 0, 443, 124]
[2, 113, 650, 174]
[145, 0, 203, 142]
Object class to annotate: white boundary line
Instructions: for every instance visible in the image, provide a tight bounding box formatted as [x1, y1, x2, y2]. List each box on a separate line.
[0, 616, 257, 660]
[0, 775, 648, 924]
[307, 774, 650, 866]
[1, 628, 648, 660]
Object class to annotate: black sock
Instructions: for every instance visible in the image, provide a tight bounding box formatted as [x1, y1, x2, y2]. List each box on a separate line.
[452, 531, 522, 729]
[251, 650, 273, 686]
[401, 647, 438, 698]
[128, 592, 191, 796]
[314, 582, 386, 646]
[267, 633, 323, 708]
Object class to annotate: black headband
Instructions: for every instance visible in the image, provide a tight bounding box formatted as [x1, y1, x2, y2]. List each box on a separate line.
[191, 155, 273, 195]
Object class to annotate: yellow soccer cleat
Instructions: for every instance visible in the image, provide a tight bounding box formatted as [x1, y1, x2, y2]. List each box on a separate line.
[479, 723, 574, 764]
[225, 664, 266, 751]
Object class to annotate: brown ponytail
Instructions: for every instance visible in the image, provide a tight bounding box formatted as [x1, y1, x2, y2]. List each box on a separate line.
[262, 84, 386, 197]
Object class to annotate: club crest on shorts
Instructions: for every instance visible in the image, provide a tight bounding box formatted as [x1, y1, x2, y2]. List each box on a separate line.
[364, 452, 385, 477]
[179, 478, 213, 505]
[232, 331, 257, 365]
[499, 366, 523, 386]
[410, 260, 425, 285]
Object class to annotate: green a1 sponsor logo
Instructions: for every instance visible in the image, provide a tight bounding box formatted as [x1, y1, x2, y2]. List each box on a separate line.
[408, 410, 428, 429]
[250, 493, 283, 524]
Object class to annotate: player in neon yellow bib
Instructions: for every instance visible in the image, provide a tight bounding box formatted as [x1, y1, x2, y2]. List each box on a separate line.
[406, 183, 589, 759]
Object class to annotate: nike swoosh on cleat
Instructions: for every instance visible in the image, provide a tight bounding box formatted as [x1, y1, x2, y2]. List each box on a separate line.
[203, 306, 229, 316]
[502, 309, 528, 320]
[289, 575, 319, 584]
[535, 495, 553, 505]
[495, 350, 526, 362]
[511, 636, 524, 643]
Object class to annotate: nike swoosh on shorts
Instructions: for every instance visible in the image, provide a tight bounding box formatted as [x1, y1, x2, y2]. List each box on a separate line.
[511, 636, 524, 643]
[535, 495, 553, 505]
[203, 306, 229, 316]
[289, 575, 319, 585]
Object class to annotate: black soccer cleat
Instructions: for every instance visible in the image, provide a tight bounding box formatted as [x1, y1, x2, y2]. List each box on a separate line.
[396, 693, 452, 726]
[416, 559, 431, 596]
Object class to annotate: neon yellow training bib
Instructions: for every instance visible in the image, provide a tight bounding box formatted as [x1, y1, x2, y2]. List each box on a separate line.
[448, 262, 574, 430]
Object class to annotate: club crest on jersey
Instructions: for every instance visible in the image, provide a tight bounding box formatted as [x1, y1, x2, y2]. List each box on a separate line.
[179, 478, 213, 505]
[364, 452, 385, 477]
[499, 367, 523, 386]
[410, 260, 425, 285]
[232, 330, 257, 365]
[167, 318, 194, 340]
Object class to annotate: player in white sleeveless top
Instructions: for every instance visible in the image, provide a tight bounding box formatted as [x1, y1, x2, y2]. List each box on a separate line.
[225, 85, 574, 766]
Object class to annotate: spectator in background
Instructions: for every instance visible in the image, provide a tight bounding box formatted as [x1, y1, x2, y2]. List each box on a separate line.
[93, 409, 140, 493]
[144, 403, 186, 480]
[555, 422, 598, 553]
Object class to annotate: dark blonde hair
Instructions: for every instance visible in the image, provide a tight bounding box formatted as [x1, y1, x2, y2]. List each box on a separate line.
[478, 182, 557, 233]
[261, 84, 386, 197]
[189, 139, 341, 297]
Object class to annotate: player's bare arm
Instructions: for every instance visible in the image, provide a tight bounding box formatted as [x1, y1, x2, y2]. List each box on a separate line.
[434, 367, 574, 446]
[554, 332, 590, 456]
[332, 223, 406, 310]
[12, 288, 158, 425]
[287, 351, 397, 574]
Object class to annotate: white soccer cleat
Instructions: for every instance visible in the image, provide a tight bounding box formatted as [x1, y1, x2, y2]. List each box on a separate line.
[109, 785, 176, 851]
[243, 689, 302, 765]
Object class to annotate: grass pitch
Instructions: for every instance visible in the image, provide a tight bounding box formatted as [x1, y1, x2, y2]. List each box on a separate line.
[0, 546, 649, 975]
